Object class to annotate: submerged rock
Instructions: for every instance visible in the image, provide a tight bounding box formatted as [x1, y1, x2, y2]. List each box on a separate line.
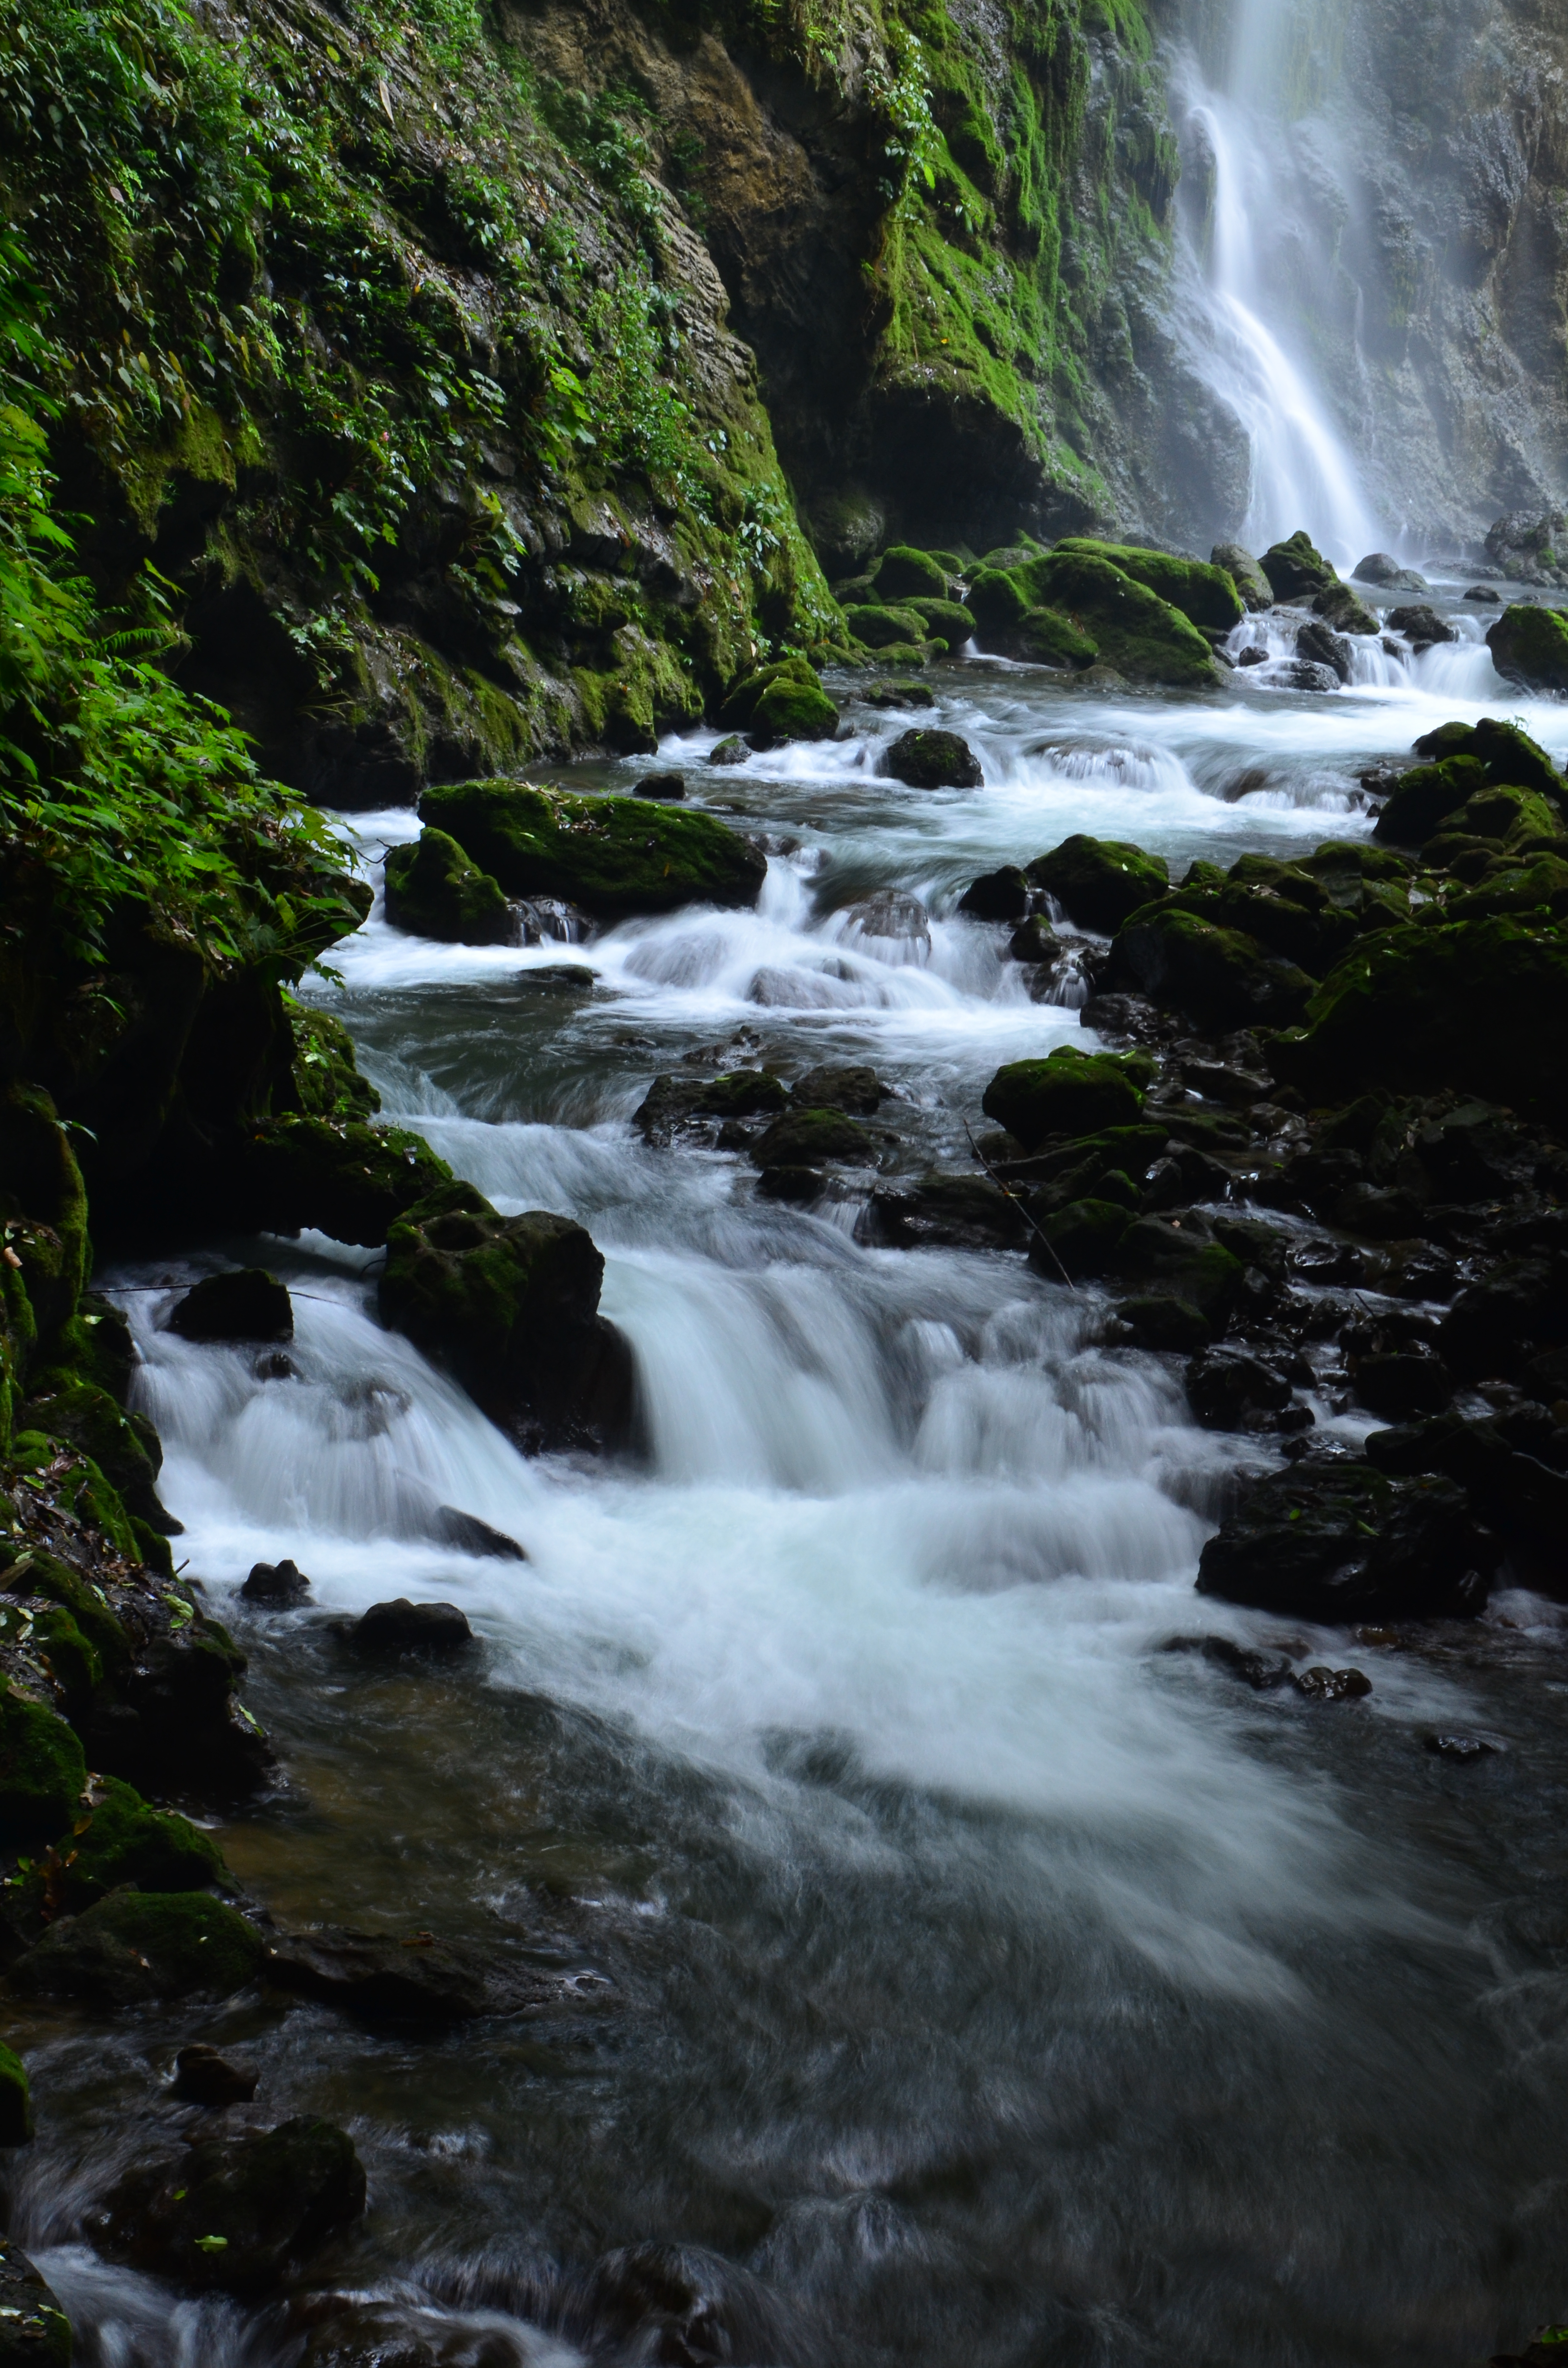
[1028, 834, 1169, 932]
[882, 728, 983, 789]
[380, 1184, 636, 1455]
[420, 779, 766, 917]
[11, 1890, 264, 2006]
[382, 828, 516, 945]
[429, 1506, 527, 1560]
[1197, 1462, 1495, 1622]
[791, 1063, 885, 1114]
[168, 1270, 293, 1345]
[634, 1070, 789, 1144]
[632, 770, 686, 800]
[99, 2115, 365, 2292]
[869, 1174, 1026, 1251]
[263, 1924, 504, 2020]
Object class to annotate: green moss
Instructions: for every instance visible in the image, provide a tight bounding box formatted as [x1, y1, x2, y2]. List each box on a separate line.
[1260, 530, 1337, 600]
[1373, 756, 1490, 848]
[748, 676, 839, 743]
[1487, 605, 1568, 693]
[1053, 539, 1244, 631]
[285, 998, 380, 1119]
[384, 829, 515, 946]
[57, 1774, 226, 1911]
[1015, 551, 1218, 686]
[1027, 835, 1168, 931]
[874, 546, 948, 599]
[10, 1887, 263, 2006]
[421, 778, 766, 917]
[0, 2045, 32, 2146]
[750, 1109, 879, 1168]
[234, 1116, 454, 1247]
[1115, 905, 1315, 1029]
[981, 1047, 1148, 1150]
[843, 603, 930, 649]
[1035, 1196, 1134, 1276]
[15, 1380, 165, 1530]
[0, 1689, 87, 1850]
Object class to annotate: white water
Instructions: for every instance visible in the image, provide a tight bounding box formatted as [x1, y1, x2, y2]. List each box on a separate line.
[1175, 0, 1384, 567]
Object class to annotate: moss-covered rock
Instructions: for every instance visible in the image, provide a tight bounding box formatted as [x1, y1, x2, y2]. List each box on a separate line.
[1053, 540, 1245, 632]
[1113, 906, 1315, 1029]
[383, 829, 516, 946]
[1487, 604, 1568, 691]
[104, 2115, 366, 2294]
[1110, 1216, 1244, 1324]
[1442, 854, 1568, 921]
[1012, 551, 1219, 687]
[169, 1269, 292, 1345]
[965, 567, 1032, 636]
[10, 1888, 263, 2005]
[958, 866, 1030, 921]
[750, 1110, 878, 1168]
[420, 780, 765, 918]
[843, 603, 930, 650]
[0, 1690, 86, 1850]
[981, 1048, 1148, 1150]
[1374, 755, 1490, 846]
[716, 656, 819, 730]
[905, 597, 977, 643]
[230, 1117, 453, 1247]
[1196, 1464, 1493, 1622]
[1259, 530, 1337, 601]
[380, 1183, 634, 1455]
[1271, 917, 1568, 1110]
[1027, 836, 1169, 932]
[1017, 607, 1099, 668]
[633, 1071, 790, 1142]
[1032, 1197, 1134, 1278]
[0, 2046, 31, 2147]
[285, 998, 380, 1121]
[1212, 542, 1273, 611]
[1445, 785, 1564, 846]
[873, 547, 948, 600]
[15, 1379, 169, 1532]
[0, 2242, 69, 2365]
[1159, 857, 1359, 975]
[1312, 580, 1379, 636]
[748, 675, 839, 745]
[882, 729, 983, 789]
[55, 1775, 225, 1912]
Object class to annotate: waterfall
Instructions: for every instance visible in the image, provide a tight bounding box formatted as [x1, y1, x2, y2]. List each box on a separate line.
[1173, 0, 1384, 568]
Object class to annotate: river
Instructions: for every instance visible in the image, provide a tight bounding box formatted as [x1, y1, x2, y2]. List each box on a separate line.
[13, 595, 1568, 2366]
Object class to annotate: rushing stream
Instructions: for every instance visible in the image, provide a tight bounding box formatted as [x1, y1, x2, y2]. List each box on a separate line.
[14, 593, 1568, 2364]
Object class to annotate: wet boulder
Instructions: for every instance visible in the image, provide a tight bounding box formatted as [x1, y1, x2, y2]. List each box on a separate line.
[839, 889, 931, 949]
[1311, 580, 1379, 636]
[340, 1598, 473, 1657]
[1350, 1345, 1453, 1420]
[242, 1556, 312, 1604]
[1355, 553, 1429, 591]
[1053, 540, 1246, 632]
[1386, 604, 1457, 650]
[750, 1109, 878, 1168]
[10, 1890, 264, 2006]
[73, 1609, 272, 1803]
[419, 779, 766, 917]
[172, 2044, 259, 2106]
[1443, 853, 1568, 923]
[747, 674, 839, 746]
[1010, 550, 1220, 687]
[262, 1924, 525, 2021]
[1212, 542, 1273, 611]
[169, 1270, 293, 1345]
[791, 1063, 885, 1114]
[1196, 1462, 1495, 1622]
[1441, 1255, 1568, 1380]
[1259, 530, 1337, 601]
[1487, 604, 1568, 692]
[906, 596, 978, 644]
[1184, 1345, 1292, 1429]
[0, 2242, 70, 2366]
[862, 677, 935, 710]
[1113, 907, 1314, 1030]
[1295, 619, 1351, 681]
[380, 1183, 636, 1455]
[634, 1070, 789, 1144]
[382, 828, 516, 946]
[1027, 835, 1169, 932]
[100, 2115, 365, 2293]
[869, 1173, 1026, 1251]
[965, 566, 1033, 638]
[1109, 1213, 1244, 1327]
[632, 770, 685, 800]
[53, 1774, 226, 1912]
[0, 1690, 86, 1850]
[844, 602, 930, 649]
[708, 735, 748, 766]
[882, 729, 983, 789]
[981, 1048, 1149, 1151]
[429, 1506, 527, 1560]
[873, 545, 948, 600]
[1009, 914, 1056, 963]
[1373, 754, 1489, 846]
[1030, 1196, 1133, 1278]
[229, 1116, 454, 1247]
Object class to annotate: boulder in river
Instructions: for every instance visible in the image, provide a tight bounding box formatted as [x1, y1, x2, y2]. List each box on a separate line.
[55, 1773, 226, 1912]
[1184, 1345, 1292, 1429]
[1462, 583, 1501, 603]
[1259, 529, 1337, 601]
[100, 2115, 365, 2292]
[419, 779, 766, 917]
[10, 1890, 264, 2006]
[1009, 914, 1056, 963]
[751, 1108, 879, 1168]
[169, 1269, 293, 1344]
[869, 1173, 1026, 1251]
[981, 1047, 1149, 1150]
[1211, 542, 1273, 611]
[1113, 906, 1315, 1030]
[1053, 540, 1246, 632]
[380, 1183, 636, 1455]
[1110, 1213, 1244, 1327]
[1311, 580, 1379, 636]
[634, 1069, 789, 1144]
[844, 601, 930, 650]
[342, 1598, 474, 1656]
[873, 544, 948, 600]
[1196, 1461, 1496, 1622]
[1354, 553, 1429, 591]
[1011, 548, 1221, 686]
[862, 677, 935, 710]
[263, 1924, 512, 2020]
[1486, 603, 1568, 691]
[173, 2043, 259, 2106]
[242, 1556, 313, 1604]
[0, 2241, 70, 2366]
[1030, 1196, 1133, 1278]
[1372, 753, 1489, 845]
[632, 770, 686, 800]
[1385, 604, 1457, 650]
[747, 674, 840, 746]
[229, 1115, 454, 1247]
[882, 728, 983, 789]
[791, 1062, 885, 1113]
[382, 828, 516, 945]
[1294, 619, 1351, 680]
[958, 866, 1030, 921]
[1027, 835, 1170, 932]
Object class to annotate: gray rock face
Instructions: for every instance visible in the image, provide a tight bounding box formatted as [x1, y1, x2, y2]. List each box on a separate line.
[1485, 507, 1568, 583]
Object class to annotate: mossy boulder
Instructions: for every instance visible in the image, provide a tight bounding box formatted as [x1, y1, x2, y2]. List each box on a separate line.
[380, 1182, 635, 1454]
[1196, 1464, 1494, 1622]
[1212, 542, 1273, 611]
[1161, 857, 1358, 974]
[965, 567, 1032, 635]
[873, 545, 948, 600]
[1470, 716, 1568, 803]
[5, 1548, 133, 1686]
[717, 655, 818, 729]
[981, 1048, 1149, 1150]
[169, 1269, 292, 1344]
[1110, 1215, 1244, 1324]
[905, 597, 978, 642]
[1446, 785, 1563, 846]
[15, 1380, 169, 1531]
[750, 1109, 878, 1168]
[843, 603, 929, 650]
[1271, 917, 1568, 1110]
[1312, 579, 1379, 635]
[1374, 755, 1489, 846]
[1113, 906, 1315, 1029]
[10, 1889, 263, 2005]
[1443, 854, 1568, 921]
[383, 828, 515, 945]
[1487, 603, 1568, 691]
[56, 1775, 225, 1912]
[0, 2046, 31, 2146]
[286, 998, 380, 1121]
[882, 728, 983, 789]
[1014, 551, 1219, 687]
[231, 1116, 453, 1246]
[748, 675, 839, 744]
[1016, 606, 1098, 668]
[1027, 835, 1169, 932]
[1053, 540, 1246, 632]
[1259, 530, 1337, 600]
[0, 2243, 69, 2366]
[1032, 1197, 1134, 1278]
[634, 1070, 790, 1142]
[103, 2115, 366, 2294]
[0, 1690, 86, 1850]
[420, 779, 766, 917]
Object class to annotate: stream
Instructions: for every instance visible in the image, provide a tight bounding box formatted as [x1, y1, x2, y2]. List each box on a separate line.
[13, 591, 1568, 2366]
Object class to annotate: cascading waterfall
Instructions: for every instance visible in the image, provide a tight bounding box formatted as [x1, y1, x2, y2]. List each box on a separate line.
[1174, 0, 1384, 566]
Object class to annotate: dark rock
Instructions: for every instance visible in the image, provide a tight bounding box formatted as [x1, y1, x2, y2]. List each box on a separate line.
[1269, 658, 1341, 692]
[982, 1047, 1148, 1149]
[1312, 580, 1379, 636]
[0, 2241, 70, 2366]
[588, 2241, 791, 2367]
[1295, 619, 1352, 681]
[1461, 584, 1501, 603]
[1294, 1664, 1373, 1701]
[242, 1556, 312, 1604]
[1111, 1213, 1244, 1323]
[861, 678, 936, 710]
[1196, 1463, 1495, 1622]
[1008, 915, 1056, 963]
[380, 1183, 636, 1454]
[868, 1174, 1026, 1251]
[633, 771, 686, 800]
[1029, 1197, 1132, 1278]
[957, 865, 1030, 921]
[1260, 530, 1337, 601]
[634, 1070, 789, 1143]
[1164, 1633, 1294, 1688]
[263, 1925, 499, 2020]
[173, 2044, 259, 2106]
[791, 1063, 885, 1114]
[342, 1599, 473, 1656]
[54, 1773, 225, 1912]
[882, 728, 983, 789]
[10, 1891, 264, 2006]
[229, 1116, 454, 1248]
[1185, 1346, 1291, 1429]
[1351, 1347, 1453, 1420]
[420, 779, 766, 917]
[1520, 1346, 1568, 1406]
[100, 2115, 365, 2292]
[430, 1505, 527, 1560]
[1115, 906, 1313, 1030]
[1335, 1182, 1427, 1239]
[1443, 1255, 1568, 1380]
[169, 1269, 293, 1345]
[754, 1164, 823, 1202]
[73, 1612, 273, 1803]
[707, 735, 749, 766]
[751, 1109, 878, 1168]
[1027, 835, 1168, 932]
[1386, 604, 1457, 649]
[1355, 554, 1429, 591]
[1487, 604, 1568, 692]
[383, 829, 517, 946]
[1484, 506, 1568, 581]
[1111, 1295, 1213, 1350]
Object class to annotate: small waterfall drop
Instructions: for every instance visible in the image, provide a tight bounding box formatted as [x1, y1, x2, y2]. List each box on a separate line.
[1174, 0, 1383, 567]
